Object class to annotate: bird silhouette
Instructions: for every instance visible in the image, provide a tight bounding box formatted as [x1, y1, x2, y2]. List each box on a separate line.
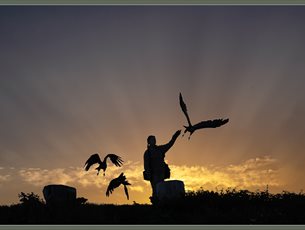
[84, 153, 123, 176]
[106, 172, 131, 200]
[179, 92, 229, 139]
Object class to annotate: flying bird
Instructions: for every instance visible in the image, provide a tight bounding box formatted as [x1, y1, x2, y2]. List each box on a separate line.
[179, 92, 229, 139]
[84, 153, 123, 176]
[106, 173, 131, 200]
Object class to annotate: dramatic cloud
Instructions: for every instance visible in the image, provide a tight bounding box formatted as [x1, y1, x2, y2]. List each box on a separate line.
[18, 156, 281, 194]
[170, 156, 281, 192]
[0, 166, 11, 184]
[18, 161, 145, 190]
[0, 174, 11, 184]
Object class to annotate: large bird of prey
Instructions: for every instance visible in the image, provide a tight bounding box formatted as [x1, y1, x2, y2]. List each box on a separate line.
[84, 153, 123, 176]
[179, 92, 229, 139]
[106, 173, 131, 200]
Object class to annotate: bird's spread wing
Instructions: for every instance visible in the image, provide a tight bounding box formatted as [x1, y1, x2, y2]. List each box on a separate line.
[106, 178, 120, 197]
[106, 180, 114, 197]
[179, 93, 192, 126]
[118, 172, 125, 180]
[105, 154, 123, 167]
[123, 185, 129, 200]
[193, 118, 229, 130]
[84, 153, 102, 171]
[106, 173, 131, 199]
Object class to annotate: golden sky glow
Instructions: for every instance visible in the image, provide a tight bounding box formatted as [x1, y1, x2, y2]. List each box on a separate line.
[1, 6, 305, 205]
[0, 156, 284, 205]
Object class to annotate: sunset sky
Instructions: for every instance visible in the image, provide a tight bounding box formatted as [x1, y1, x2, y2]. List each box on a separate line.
[1, 5, 305, 205]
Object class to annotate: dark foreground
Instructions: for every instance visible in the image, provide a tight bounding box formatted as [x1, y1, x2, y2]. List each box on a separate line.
[1, 189, 305, 224]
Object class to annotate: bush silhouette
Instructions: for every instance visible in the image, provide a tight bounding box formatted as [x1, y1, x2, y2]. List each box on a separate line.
[0, 188, 305, 224]
[18, 192, 45, 206]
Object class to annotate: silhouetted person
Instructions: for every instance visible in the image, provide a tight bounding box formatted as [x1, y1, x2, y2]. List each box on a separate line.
[179, 92, 229, 139]
[143, 130, 181, 204]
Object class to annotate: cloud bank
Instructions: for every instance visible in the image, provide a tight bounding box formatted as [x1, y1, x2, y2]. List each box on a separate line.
[18, 156, 281, 193]
[0, 174, 11, 184]
[170, 156, 280, 191]
[0, 167, 11, 185]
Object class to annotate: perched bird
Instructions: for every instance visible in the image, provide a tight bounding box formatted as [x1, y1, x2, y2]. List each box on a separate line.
[106, 173, 131, 200]
[179, 92, 229, 139]
[84, 153, 123, 176]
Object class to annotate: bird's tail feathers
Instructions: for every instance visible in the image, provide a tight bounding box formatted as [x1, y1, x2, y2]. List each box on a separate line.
[123, 184, 130, 200]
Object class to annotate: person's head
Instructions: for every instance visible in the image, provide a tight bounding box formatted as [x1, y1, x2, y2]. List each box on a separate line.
[147, 135, 156, 148]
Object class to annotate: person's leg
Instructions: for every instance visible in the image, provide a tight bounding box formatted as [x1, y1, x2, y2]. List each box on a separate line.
[150, 180, 156, 198]
[150, 174, 164, 205]
[149, 180, 157, 204]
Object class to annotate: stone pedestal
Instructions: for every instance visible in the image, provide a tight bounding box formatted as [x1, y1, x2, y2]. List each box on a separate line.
[156, 180, 185, 204]
[43, 184, 76, 207]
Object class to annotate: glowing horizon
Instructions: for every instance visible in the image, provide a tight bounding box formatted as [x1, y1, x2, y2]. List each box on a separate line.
[0, 155, 285, 205]
[1, 5, 305, 205]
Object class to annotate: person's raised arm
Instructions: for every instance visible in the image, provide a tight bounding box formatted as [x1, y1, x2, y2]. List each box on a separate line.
[159, 130, 181, 154]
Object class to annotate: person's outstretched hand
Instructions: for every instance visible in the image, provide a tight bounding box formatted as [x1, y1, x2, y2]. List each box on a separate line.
[173, 130, 181, 139]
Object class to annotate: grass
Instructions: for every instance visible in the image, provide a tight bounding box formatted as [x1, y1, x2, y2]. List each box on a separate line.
[1, 188, 305, 224]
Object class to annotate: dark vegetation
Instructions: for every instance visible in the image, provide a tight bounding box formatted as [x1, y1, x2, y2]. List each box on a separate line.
[1, 189, 305, 224]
